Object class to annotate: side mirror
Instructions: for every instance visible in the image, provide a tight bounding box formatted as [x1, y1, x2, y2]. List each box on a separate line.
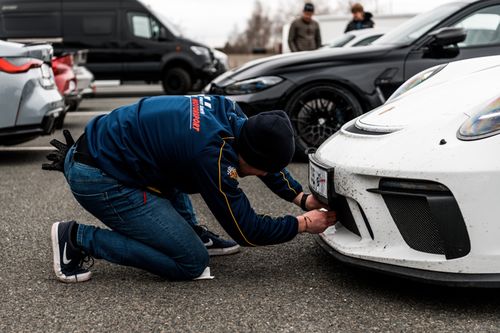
[158, 27, 169, 41]
[428, 27, 466, 47]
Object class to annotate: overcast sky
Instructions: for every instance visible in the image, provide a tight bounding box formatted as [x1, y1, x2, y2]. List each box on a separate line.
[140, 0, 457, 47]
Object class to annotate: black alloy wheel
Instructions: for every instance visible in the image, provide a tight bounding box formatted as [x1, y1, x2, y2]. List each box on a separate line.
[162, 67, 192, 94]
[286, 84, 363, 159]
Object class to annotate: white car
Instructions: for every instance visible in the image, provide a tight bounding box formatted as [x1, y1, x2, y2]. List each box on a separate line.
[0, 40, 64, 145]
[320, 28, 386, 49]
[309, 55, 500, 286]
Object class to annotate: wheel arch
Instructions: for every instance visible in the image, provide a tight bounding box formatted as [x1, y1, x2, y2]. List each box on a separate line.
[161, 58, 195, 78]
[281, 78, 367, 159]
[280, 78, 371, 114]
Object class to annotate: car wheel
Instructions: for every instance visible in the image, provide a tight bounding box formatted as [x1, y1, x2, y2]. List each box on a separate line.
[162, 67, 192, 94]
[286, 84, 363, 159]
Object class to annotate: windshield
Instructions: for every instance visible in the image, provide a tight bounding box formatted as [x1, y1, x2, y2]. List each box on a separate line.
[146, 6, 182, 37]
[373, 3, 465, 46]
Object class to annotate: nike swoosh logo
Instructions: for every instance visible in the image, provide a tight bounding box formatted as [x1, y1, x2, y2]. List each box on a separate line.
[63, 243, 72, 265]
[204, 239, 214, 247]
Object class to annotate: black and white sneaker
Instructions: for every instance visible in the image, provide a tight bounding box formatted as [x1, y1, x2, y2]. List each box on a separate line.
[193, 225, 240, 256]
[51, 221, 92, 283]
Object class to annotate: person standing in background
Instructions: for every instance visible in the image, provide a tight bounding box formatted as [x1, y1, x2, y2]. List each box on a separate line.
[288, 3, 322, 52]
[344, 3, 375, 33]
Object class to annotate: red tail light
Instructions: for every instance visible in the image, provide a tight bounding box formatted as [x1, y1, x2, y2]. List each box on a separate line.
[53, 54, 74, 67]
[0, 57, 43, 74]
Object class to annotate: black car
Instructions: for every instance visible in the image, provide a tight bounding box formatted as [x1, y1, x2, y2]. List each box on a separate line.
[0, 0, 226, 94]
[205, 0, 500, 157]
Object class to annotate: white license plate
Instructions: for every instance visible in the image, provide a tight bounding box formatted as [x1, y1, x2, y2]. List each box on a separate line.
[309, 162, 328, 198]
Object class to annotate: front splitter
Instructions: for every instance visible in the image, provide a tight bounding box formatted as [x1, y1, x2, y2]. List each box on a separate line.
[315, 235, 500, 288]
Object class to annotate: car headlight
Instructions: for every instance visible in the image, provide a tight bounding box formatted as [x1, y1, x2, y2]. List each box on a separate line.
[224, 76, 283, 95]
[458, 97, 500, 141]
[387, 64, 447, 102]
[190, 46, 211, 59]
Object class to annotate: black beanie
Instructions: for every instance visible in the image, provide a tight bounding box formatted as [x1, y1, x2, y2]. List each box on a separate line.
[304, 3, 315, 12]
[238, 111, 295, 173]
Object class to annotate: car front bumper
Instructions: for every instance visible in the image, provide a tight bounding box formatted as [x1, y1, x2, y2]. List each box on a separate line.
[309, 119, 500, 284]
[315, 235, 500, 287]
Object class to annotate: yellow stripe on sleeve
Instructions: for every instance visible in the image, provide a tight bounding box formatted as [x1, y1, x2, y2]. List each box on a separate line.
[280, 171, 298, 196]
[218, 139, 257, 247]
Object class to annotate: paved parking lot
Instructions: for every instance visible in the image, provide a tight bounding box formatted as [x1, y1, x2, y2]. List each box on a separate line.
[1, 85, 500, 332]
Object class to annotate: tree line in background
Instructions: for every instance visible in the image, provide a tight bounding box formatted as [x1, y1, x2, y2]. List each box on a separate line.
[223, 0, 379, 54]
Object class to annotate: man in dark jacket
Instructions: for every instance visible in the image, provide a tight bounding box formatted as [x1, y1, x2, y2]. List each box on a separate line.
[288, 2, 322, 52]
[345, 3, 375, 33]
[46, 95, 336, 282]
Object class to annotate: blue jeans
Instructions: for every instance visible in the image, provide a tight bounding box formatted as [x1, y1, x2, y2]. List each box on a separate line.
[63, 146, 209, 280]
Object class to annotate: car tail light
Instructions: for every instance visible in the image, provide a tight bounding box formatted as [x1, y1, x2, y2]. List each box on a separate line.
[0, 57, 43, 74]
[53, 54, 74, 67]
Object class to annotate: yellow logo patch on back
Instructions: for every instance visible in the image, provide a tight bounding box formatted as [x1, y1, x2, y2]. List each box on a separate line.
[227, 166, 238, 180]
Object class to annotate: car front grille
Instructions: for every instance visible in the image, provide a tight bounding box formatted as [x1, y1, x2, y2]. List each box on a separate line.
[368, 178, 470, 260]
[383, 195, 445, 255]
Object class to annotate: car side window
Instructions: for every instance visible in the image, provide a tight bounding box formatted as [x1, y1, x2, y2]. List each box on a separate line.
[453, 5, 500, 47]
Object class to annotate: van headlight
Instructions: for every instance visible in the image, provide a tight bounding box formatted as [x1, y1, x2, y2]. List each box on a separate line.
[458, 97, 500, 141]
[190, 46, 211, 60]
[387, 64, 447, 102]
[224, 76, 283, 95]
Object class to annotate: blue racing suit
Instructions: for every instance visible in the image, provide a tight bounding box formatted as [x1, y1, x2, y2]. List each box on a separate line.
[84, 95, 303, 246]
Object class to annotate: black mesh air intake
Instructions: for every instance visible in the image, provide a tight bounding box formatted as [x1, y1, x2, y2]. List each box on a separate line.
[368, 178, 471, 260]
[383, 195, 445, 255]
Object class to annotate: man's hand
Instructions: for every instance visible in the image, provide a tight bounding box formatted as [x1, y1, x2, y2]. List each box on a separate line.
[42, 129, 75, 172]
[297, 209, 337, 234]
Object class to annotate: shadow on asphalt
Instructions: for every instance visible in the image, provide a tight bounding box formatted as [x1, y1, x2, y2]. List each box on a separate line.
[314, 245, 500, 308]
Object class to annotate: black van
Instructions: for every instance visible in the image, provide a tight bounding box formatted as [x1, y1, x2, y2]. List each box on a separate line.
[0, 0, 224, 94]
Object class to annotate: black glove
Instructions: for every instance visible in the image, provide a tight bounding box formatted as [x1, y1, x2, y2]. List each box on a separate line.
[42, 129, 75, 172]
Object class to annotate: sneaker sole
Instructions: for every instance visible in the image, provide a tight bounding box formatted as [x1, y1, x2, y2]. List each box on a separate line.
[51, 222, 92, 283]
[207, 244, 241, 256]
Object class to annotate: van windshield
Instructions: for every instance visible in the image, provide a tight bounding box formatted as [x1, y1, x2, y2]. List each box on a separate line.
[146, 6, 182, 37]
[372, 3, 465, 46]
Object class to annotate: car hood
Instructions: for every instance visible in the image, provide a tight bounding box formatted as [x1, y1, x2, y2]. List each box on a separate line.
[0, 40, 53, 62]
[212, 45, 395, 86]
[354, 56, 500, 133]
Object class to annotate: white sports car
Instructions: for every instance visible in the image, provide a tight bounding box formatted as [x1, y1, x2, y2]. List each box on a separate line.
[309, 55, 500, 287]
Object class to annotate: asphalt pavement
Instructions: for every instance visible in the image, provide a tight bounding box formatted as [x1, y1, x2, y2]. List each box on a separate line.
[1, 85, 500, 332]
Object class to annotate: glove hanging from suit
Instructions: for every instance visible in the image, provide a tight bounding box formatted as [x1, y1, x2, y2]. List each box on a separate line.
[42, 129, 75, 172]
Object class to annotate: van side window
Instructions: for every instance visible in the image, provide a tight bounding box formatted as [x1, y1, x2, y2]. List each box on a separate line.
[128, 12, 161, 40]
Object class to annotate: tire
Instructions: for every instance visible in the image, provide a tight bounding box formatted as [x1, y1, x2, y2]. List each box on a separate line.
[285, 84, 363, 160]
[54, 111, 67, 130]
[66, 99, 80, 112]
[162, 67, 192, 95]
